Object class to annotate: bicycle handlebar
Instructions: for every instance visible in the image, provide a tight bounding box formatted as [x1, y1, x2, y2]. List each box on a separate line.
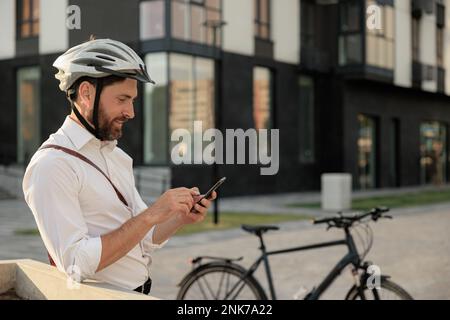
[313, 207, 391, 228]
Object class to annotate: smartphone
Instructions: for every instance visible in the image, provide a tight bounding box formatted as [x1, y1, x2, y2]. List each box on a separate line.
[191, 177, 226, 213]
[197, 177, 226, 204]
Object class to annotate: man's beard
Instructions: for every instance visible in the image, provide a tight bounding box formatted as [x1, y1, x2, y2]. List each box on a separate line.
[88, 107, 128, 141]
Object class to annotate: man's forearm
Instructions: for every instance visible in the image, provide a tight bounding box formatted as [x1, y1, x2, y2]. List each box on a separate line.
[152, 215, 184, 245]
[96, 208, 157, 272]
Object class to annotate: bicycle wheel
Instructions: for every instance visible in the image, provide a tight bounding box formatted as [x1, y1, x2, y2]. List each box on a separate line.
[177, 263, 267, 300]
[345, 278, 413, 300]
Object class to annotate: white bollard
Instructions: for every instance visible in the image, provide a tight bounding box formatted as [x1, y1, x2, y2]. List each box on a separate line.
[321, 173, 352, 211]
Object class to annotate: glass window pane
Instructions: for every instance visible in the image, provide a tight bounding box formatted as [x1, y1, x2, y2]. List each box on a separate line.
[412, 17, 420, 61]
[32, 21, 39, 36]
[260, 24, 269, 39]
[191, 5, 205, 43]
[253, 67, 271, 131]
[22, 0, 30, 20]
[437, 28, 444, 66]
[144, 53, 168, 164]
[385, 6, 394, 40]
[206, 9, 221, 45]
[32, 0, 39, 20]
[195, 58, 215, 162]
[389, 119, 400, 187]
[420, 122, 447, 185]
[206, 0, 220, 9]
[358, 114, 377, 189]
[299, 76, 315, 164]
[339, 34, 362, 65]
[386, 40, 394, 69]
[21, 23, 30, 38]
[140, 0, 165, 39]
[366, 34, 378, 66]
[194, 57, 215, 129]
[172, 1, 189, 40]
[260, 0, 269, 24]
[17, 67, 40, 164]
[170, 53, 195, 163]
[340, 0, 360, 32]
[169, 54, 216, 163]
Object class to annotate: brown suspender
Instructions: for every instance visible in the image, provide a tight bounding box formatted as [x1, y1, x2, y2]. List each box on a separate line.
[39, 144, 129, 267]
[39, 144, 129, 207]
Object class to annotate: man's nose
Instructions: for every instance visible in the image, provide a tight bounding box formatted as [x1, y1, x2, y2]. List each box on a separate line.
[124, 103, 135, 120]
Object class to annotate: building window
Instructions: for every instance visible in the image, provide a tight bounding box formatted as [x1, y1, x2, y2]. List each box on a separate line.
[357, 114, 377, 189]
[365, 0, 394, 69]
[301, 0, 315, 50]
[171, 0, 222, 46]
[144, 52, 215, 165]
[144, 53, 169, 165]
[420, 122, 447, 185]
[436, 3, 445, 68]
[299, 76, 315, 164]
[437, 27, 444, 67]
[17, 67, 40, 164]
[339, 0, 362, 65]
[253, 67, 272, 131]
[17, 0, 40, 39]
[412, 15, 420, 62]
[254, 0, 271, 40]
[389, 118, 400, 187]
[140, 0, 166, 40]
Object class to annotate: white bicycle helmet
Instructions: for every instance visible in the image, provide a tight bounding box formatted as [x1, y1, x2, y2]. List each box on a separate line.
[53, 38, 155, 140]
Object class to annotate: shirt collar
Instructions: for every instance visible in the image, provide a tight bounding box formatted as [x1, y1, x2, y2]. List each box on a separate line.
[61, 116, 118, 152]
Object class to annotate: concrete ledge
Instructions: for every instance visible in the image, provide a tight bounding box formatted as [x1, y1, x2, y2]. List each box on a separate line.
[0, 259, 158, 300]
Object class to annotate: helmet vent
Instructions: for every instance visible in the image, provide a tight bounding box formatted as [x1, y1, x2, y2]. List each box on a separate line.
[96, 54, 116, 62]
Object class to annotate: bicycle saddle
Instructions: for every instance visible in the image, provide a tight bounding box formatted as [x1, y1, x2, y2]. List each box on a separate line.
[241, 224, 280, 235]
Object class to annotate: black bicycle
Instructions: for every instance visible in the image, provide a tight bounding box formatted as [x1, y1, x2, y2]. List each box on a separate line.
[176, 207, 413, 300]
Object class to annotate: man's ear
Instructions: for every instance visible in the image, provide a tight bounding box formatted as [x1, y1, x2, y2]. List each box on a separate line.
[78, 81, 94, 109]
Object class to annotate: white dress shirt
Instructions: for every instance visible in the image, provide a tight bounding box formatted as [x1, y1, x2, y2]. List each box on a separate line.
[23, 116, 167, 290]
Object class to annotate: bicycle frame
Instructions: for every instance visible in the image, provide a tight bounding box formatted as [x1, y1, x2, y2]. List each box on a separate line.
[238, 228, 362, 300]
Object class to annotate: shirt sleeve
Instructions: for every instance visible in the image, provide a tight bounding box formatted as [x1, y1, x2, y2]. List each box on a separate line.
[23, 155, 102, 282]
[131, 184, 169, 252]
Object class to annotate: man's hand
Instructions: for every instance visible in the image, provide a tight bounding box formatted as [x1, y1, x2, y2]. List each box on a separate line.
[177, 188, 217, 225]
[147, 187, 199, 225]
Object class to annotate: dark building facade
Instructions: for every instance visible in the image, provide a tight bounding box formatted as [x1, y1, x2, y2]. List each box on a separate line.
[1, 0, 450, 197]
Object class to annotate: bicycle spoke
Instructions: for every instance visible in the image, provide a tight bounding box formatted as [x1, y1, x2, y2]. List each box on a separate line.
[194, 274, 210, 299]
[223, 276, 247, 300]
[215, 269, 226, 299]
[372, 288, 380, 300]
[199, 273, 219, 298]
[229, 280, 249, 300]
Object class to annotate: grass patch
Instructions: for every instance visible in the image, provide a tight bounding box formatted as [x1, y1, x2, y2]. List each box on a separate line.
[286, 189, 450, 211]
[14, 228, 40, 236]
[176, 211, 310, 236]
[13, 212, 309, 237]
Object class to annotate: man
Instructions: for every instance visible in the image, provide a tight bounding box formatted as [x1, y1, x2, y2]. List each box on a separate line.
[22, 38, 216, 295]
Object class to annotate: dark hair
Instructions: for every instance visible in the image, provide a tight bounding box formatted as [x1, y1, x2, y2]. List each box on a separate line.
[67, 75, 126, 102]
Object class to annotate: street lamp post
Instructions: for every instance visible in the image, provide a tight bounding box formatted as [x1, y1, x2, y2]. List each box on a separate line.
[203, 19, 226, 225]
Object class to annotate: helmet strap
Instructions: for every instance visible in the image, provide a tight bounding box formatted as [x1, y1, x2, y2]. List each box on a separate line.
[70, 78, 104, 140]
[92, 78, 103, 140]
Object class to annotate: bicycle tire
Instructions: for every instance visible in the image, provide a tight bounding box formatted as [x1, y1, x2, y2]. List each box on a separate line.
[345, 278, 413, 300]
[177, 262, 268, 300]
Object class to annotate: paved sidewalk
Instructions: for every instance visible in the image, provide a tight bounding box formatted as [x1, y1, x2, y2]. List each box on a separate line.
[0, 190, 449, 299]
[148, 207, 450, 300]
